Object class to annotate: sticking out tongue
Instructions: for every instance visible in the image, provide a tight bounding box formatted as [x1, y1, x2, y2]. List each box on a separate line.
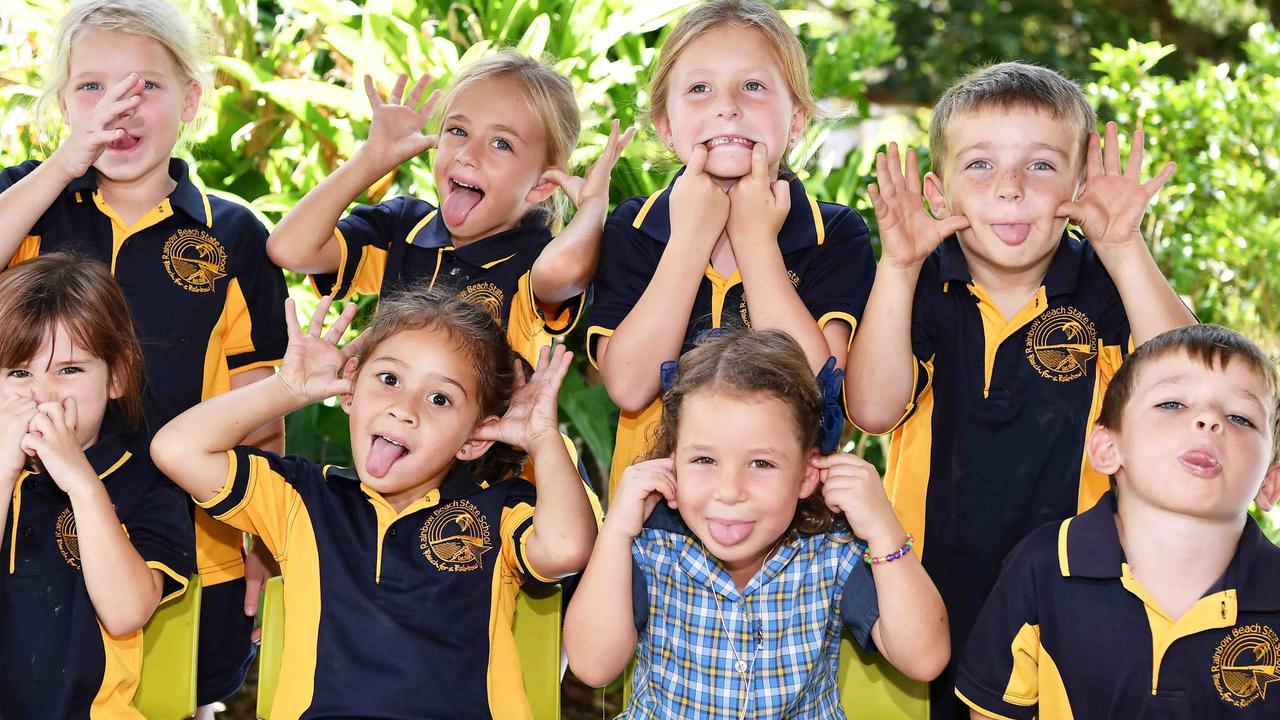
[366, 436, 407, 478]
[107, 133, 140, 152]
[442, 183, 484, 227]
[707, 520, 755, 547]
[991, 223, 1031, 245]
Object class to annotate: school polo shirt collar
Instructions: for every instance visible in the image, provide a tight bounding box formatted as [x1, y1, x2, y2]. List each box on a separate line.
[406, 207, 552, 268]
[327, 461, 487, 508]
[631, 169, 824, 253]
[938, 230, 1085, 298]
[63, 158, 211, 227]
[1059, 491, 1280, 611]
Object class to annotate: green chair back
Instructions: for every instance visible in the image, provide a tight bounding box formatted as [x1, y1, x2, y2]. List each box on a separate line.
[135, 574, 202, 719]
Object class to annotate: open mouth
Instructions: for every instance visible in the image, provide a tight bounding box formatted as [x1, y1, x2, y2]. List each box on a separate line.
[442, 178, 485, 227]
[704, 136, 755, 151]
[990, 223, 1031, 246]
[706, 519, 755, 546]
[107, 133, 141, 152]
[366, 434, 408, 478]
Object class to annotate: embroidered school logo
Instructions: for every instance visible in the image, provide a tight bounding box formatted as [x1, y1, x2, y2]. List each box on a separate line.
[739, 271, 800, 327]
[55, 508, 80, 570]
[1213, 624, 1280, 708]
[1024, 306, 1098, 383]
[459, 282, 504, 320]
[162, 229, 227, 293]
[419, 500, 492, 573]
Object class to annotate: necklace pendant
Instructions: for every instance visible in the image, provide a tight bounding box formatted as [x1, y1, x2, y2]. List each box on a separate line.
[734, 659, 748, 674]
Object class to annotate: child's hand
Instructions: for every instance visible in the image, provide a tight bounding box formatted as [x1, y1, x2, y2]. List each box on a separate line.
[51, 73, 146, 180]
[22, 399, 97, 494]
[813, 452, 903, 549]
[669, 144, 729, 253]
[1056, 122, 1176, 250]
[868, 144, 971, 270]
[359, 73, 442, 172]
[604, 458, 677, 539]
[542, 120, 637, 211]
[472, 345, 573, 452]
[277, 296, 360, 404]
[0, 394, 38, 474]
[726, 142, 789, 250]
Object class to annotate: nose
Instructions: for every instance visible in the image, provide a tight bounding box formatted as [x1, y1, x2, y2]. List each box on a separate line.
[995, 167, 1024, 201]
[387, 403, 418, 427]
[712, 468, 748, 504]
[454, 138, 476, 168]
[27, 376, 55, 405]
[1195, 415, 1223, 433]
[715, 90, 741, 120]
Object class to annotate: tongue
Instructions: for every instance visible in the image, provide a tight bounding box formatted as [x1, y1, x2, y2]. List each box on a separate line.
[366, 437, 407, 478]
[708, 520, 754, 547]
[108, 134, 140, 151]
[442, 186, 484, 227]
[991, 223, 1031, 245]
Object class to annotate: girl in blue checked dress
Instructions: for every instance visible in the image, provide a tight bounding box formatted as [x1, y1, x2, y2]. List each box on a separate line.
[565, 329, 949, 718]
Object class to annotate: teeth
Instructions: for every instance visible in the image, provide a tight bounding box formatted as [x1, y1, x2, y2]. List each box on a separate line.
[706, 137, 752, 148]
[377, 435, 406, 449]
[453, 180, 481, 191]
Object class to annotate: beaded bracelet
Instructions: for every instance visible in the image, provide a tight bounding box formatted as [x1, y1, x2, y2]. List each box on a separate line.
[862, 534, 915, 565]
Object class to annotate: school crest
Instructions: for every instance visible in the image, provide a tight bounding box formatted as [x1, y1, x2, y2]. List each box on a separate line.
[419, 500, 492, 573]
[162, 229, 227, 293]
[55, 507, 80, 570]
[1213, 624, 1280, 708]
[459, 282, 504, 320]
[739, 271, 801, 327]
[1024, 306, 1097, 383]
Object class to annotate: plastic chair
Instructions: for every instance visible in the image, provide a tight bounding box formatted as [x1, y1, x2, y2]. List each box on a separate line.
[134, 574, 202, 719]
[256, 578, 563, 719]
[838, 631, 930, 719]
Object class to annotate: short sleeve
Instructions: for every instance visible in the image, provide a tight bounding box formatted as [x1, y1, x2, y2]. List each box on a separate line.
[195, 446, 307, 559]
[0, 161, 48, 239]
[120, 469, 196, 604]
[954, 533, 1044, 720]
[314, 197, 416, 300]
[799, 207, 875, 332]
[586, 209, 662, 368]
[838, 540, 879, 652]
[506, 270, 585, 366]
[498, 479, 558, 588]
[222, 210, 288, 373]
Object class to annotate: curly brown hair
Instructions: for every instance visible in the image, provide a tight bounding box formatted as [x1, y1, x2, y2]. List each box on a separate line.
[645, 329, 836, 538]
[355, 284, 525, 482]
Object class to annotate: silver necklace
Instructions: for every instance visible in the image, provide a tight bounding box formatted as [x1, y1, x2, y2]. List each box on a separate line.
[712, 590, 763, 720]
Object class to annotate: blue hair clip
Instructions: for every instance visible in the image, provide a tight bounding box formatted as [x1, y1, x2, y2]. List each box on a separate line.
[816, 356, 845, 455]
[659, 359, 679, 393]
[693, 327, 731, 344]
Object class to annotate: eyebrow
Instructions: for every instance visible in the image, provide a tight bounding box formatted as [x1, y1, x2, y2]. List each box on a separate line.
[954, 141, 1070, 157]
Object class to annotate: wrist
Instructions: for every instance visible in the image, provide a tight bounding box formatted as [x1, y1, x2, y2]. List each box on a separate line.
[271, 373, 319, 408]
[349, 145, 398, 181]
[63, 471, 106, 503]
[860, 519, 909, 556]
[46, 148, 81, 184]
[523, 429, 566, 457]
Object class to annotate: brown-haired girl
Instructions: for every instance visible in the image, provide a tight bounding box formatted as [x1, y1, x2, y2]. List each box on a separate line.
[0, 254, 193, 718]
[152, 289, 597, 719]
[587, 0, 877, 494]
[565, 329, 947, 718]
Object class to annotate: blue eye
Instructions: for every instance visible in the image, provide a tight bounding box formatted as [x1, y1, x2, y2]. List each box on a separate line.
[375, 371, 399, 387]
[689, 83, 710, 94]
[79, 82, 101, 92]
[445, 127, 466, 137]
[966, 159, 992, 170]
[491, 138, 512, 152]
[1030, 160, 1055, 171]
[1156, 400, 1184, 410]
[1228, 414, 1256, 428]
[58, 366, 84, 376]
[744, 81, 764, 92]
[143, 80, 158, 91]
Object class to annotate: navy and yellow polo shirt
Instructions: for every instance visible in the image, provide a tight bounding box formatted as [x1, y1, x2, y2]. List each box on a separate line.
[199, 446, 555, 720]
[588, 173, 875, 491]
[0, 429, 194, 720]
[879, 232, 1130, 653]
[957, 492, 1280, 720]
[313, 196, 584, 366]
[0, 158, 289, 585]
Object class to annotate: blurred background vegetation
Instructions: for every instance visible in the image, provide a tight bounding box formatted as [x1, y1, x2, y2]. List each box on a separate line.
[2, 0, 1278, 713]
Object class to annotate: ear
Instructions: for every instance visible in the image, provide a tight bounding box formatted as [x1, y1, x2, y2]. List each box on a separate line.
[787, 106, 808, 149]
[799, 450, 822, 499]
[654, 113, 673, 149]
[1255, 462, 1280, 512]
[180, 79, 202, 124]
[339, 357, 359, 414]
[923, 172, 950, 219]
[108, 370, 126, 401]
[457, 415, 499, 461]
[524, 172, 558, 205]
[1086, 424, 1122, 476]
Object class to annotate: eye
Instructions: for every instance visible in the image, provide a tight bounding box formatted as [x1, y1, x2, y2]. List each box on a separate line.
[689, 456, 715, 465]
[1029, 160, 1055, 171]
[965, 159, 992, 170]
[427, 392, 451, 407]
[445, 126, 466, 137]
[375, 371, 400, 388]
[1227, 414, 1257, 428]
[743, 80, 764, 92]
[5, 369, 30, 379]
[689, 82, 711, 94]
[749, 458, 776, 469]
[1156, 400, 1185, 410]
[79, 82, 102, 92]
[490, 138, 512, 152]
[58, 366, 84, 376]
[143, 80, 159, 91]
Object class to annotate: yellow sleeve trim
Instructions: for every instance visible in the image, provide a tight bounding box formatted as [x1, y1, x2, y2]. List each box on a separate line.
[585, 326, 615, 370]
[322, 225, 352, 299]
[148, 561, 191, 605]
[847, 357, 930, 437]
[195, 450, 240, 511]
[228, 358, 281, 376]
[631, 189, 665, 229]
[955, 689, 1022, 720]
[1057, 517, 1073, 577]
[806, 194, 825, 245]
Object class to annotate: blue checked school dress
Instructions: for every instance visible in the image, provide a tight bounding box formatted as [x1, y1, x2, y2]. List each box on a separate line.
[624, 505, 880, 719]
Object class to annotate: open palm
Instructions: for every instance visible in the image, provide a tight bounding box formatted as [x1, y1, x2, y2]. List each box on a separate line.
[869, 144, 970, 268]
[278, 296, 359, 403]
[474, 345, 572, 450]
[1057, 123, 1176, 247]
[362, 73, 442, 169]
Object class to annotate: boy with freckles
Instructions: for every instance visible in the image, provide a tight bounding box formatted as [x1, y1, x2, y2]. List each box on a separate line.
[844, 62, 1195, 718]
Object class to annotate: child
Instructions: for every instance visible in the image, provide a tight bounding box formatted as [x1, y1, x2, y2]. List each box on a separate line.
[267, 51, 634, 366]
[565, 330, 948, 717]
[588, 0, 876, 494]
[844, 62, 1196, 718]
[0, 1, 290, 710]
[958, 324, 1280, 719]
[151, 287, 599, 719]
[0, 255, 194, 718]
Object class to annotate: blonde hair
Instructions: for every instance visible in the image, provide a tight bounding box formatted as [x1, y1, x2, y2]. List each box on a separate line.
[434, 50, 581, 228]
[645, 0, 818, 178]
[33, 0, 212, 149]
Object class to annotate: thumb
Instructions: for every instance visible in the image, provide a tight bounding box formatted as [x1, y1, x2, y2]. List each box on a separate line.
[771, 179, 790, 209]
[686, 143, 708, 176]
[1056, 200, 1084, 224]
[750, 142, 768, 181]
[938, 214, 971, 238]
[62, 397, 77, 433]
[541, 168, 574, 190]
